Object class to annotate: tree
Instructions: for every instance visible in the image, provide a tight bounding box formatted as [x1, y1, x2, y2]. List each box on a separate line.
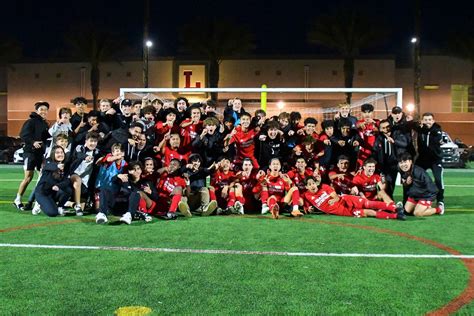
[179, 18, 254, 101]
[0, 35, 22, 66]
[308, 9, 386, 103]
[66, 26, 124, 109]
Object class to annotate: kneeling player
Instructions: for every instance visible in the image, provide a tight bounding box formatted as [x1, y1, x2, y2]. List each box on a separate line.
[398, 153, 443, 216]
[303, 176, 406, 220]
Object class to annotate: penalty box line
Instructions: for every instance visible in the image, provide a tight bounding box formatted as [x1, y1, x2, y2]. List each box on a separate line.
[0, 243, 473, 259]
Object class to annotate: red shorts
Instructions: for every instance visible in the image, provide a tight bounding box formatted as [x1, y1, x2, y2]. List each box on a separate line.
[407, 197, 432, 207]
[337, 195, 366, 217]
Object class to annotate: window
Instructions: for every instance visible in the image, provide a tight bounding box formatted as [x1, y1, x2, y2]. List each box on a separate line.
[332, 70, 338, 76]
[276, 70, 282, 76]
[126, 72, 132, 77]
[358, 70, 364, 76]
[34, 73, 40, 79]
[451, 85, 473, 113]
[255, 70, 261, 76]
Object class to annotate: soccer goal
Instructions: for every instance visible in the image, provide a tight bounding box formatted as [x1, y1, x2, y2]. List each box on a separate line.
[119, 87, 403, 121]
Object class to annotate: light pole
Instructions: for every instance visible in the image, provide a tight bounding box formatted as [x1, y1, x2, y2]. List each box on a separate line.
[412, 36, 421, 117]
[143, 40, 153, 88]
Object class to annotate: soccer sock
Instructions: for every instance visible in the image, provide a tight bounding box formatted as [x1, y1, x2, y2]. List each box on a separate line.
[268, 196, 277, 209]
[228, 191, 236, 207]
[435, 207, 441, 214]
[261, 190, 269, 204]
[169, 194, 181, 213]
[364, 200, 395, 212]
[209, 190, 216, 201]
[237, 196, 245, 205]
[375, 211, 397, 219]
[15, 194, 21, 202]
[291, 190, 300, 207]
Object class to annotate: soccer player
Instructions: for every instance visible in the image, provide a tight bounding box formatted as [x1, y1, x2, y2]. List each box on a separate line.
[415, 113, 445, 209]
[180, 104, 203, 153]
[211, 157, 237, 213]
[328, 155, 354, 195]
[351, 158, 393, 204]
[226, 112, 259, 169]
[303, 176, 406, 220]
[192, 117, 224, 168]
[14, 101, 50, 210]
[356, 103, 379, 168]
[287, 156, 314, 195]
[236, 158, 259, 213]
[258, 158, 303, 219]
[256, 120, 285, 170]
[398, 153, 444, 217]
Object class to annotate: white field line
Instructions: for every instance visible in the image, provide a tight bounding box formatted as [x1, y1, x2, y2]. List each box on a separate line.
[0, 243, 473, 259]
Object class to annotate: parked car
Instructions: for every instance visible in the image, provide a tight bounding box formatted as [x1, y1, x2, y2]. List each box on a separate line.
[441, 132, 464, 168]
[0, 136, 23, 163]
[454, 138, 474, 162]
[13, 147, 24, 164]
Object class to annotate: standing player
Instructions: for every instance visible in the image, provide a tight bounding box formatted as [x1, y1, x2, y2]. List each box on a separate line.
[303, 176, 406, 220]
[14, 101, 50, 210]
[356, 103, 379, 168]
[226, 112, 259, 169]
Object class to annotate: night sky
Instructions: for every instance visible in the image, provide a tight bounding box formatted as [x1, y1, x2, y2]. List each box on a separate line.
[2, 0, 473, 61]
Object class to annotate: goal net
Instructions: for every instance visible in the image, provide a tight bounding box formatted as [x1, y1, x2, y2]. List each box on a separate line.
[119, 87, 402, 122]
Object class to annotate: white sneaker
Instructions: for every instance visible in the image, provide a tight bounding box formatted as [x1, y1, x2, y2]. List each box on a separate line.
[32, 202, 41, 215]
[95, 212, 108, 224]
[438, 202, 445, 215]
[261, 204, 269, 215]
[234, 201, 244, 215]
[57, 207, 65, 216]
[120, 212, 132, 225]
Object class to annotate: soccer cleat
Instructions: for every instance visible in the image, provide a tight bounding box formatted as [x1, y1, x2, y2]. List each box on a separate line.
[13, 200, 24, 211]
[22, 202, 33, 211]
[178, 201, 192, 217]
[202, 200, 218, 216]
[291, 210, 304, 217]
[438, 202, 445, 215]
[396, 207, 407, 221]
[120, 212, 132, 225]
[32, 202, 41, 215]
[261, 204, 269, 215]
[163, 212, 177, 220]
[271, 204, 280, 219]
[95, 212, 108, 224]
[74, 204, 83, 216]
[234, 201, 244, 215]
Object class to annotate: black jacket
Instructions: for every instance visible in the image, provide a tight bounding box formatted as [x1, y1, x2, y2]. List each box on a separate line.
[20, 112, 50, 154]
[373, 130, 408, 169]
[399, 165, 438, 200]
[416, 123, 443, 163]
[35, 160, 70, 195]
[192, 132, 224, 167]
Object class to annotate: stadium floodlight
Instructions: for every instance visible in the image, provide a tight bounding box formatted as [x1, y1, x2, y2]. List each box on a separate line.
[406, 103, 415, 112]
[411, 37, 418, 44]
[146, 40, 153, 48]
[277, 101, 285, 110]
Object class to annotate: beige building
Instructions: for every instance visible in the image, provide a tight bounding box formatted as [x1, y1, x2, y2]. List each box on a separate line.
[4, 55, 474, 142]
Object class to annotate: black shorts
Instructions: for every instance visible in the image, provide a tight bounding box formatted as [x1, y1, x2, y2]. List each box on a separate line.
[23, 152, 43, 171]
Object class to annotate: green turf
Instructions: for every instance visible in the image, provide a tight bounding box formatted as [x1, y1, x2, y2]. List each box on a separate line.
[0, 165, 473, 314]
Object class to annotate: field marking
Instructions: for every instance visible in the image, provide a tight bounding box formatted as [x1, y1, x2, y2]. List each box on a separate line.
[0, 243, 473, 259]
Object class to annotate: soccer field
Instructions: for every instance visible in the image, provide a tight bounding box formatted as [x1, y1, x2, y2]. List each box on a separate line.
[0, 164, 473, 315]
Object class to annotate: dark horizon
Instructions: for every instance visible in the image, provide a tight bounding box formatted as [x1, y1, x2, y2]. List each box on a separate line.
[2, 0, 473, 61]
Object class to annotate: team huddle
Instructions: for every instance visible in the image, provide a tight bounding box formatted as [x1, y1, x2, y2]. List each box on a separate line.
[13, 96, 446, 224]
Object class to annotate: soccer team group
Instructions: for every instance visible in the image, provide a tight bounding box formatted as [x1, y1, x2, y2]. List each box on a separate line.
[12, 96, 445, 224]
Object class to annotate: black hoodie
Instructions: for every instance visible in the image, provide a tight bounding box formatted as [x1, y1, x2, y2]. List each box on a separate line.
[19, 112, 50, 154]
[416, 123, 443, 163]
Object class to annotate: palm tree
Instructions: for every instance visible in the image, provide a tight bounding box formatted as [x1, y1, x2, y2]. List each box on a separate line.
[179, 18, 254, 101]
[66, 26, 124, 109]
[308, 9, 386, 103]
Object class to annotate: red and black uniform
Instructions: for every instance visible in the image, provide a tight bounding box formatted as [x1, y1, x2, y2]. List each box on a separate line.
[352, 172, 382, 201]
[180, 119, 202, 152]
[303, 184, 396, 218]
[357, 119, 379, 167]
[229, 126, 259, 168]
[212, 170, 236, 208]
[328, 168, 353, 195]
[258, 173, 300, 210]
[154, 172, 186, 215]
[161, 146, 190, 166]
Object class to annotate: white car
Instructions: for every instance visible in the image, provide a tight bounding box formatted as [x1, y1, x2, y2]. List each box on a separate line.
[441, 132, 463, 168]
[13, 147, 24, 164]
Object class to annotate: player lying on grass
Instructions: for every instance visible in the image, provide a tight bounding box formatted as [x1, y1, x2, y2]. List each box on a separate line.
[303, 176, 406, 220]
[398, 152, 444, 217]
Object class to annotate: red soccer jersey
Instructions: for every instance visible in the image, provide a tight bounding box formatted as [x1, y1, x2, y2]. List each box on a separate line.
[212, 170, 236, 188]
[287, 168, 313, 192]
[357, 119, 379, 149]
[180, 119, 202, 148]
[303, 184, 341, 214]
[328, 168, 353, 195]
[352, 172, 382, 200]
[229, 126, 258, 160]
[238, 171, 258, 195]
[156, 172, 186, 198]
[154, 121, 179, 144]
[161, 146, 190, 166]
[260, 174, 290, 198]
